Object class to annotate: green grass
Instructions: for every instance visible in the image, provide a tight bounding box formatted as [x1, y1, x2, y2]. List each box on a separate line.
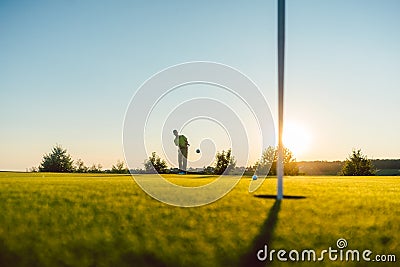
[0, 172, 399, 266]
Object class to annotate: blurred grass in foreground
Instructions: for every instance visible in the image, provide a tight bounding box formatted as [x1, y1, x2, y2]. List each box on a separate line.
[0, 172, 399, 267]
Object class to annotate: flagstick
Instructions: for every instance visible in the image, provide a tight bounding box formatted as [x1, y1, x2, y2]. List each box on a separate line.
[277, 0, 285, 200]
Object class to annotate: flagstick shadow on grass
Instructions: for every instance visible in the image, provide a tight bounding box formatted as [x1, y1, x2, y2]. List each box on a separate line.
[254, 194, 306, 200]
[239, 200, 282, 267]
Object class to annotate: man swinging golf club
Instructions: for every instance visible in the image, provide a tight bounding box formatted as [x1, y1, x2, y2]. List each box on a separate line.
[173, 129, 189, 174]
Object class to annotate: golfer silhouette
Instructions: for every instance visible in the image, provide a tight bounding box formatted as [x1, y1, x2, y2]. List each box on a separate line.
[173, 130, 189, 174]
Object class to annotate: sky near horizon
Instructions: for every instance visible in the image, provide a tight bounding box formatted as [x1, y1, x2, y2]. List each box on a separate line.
[1, 0, 399, 171]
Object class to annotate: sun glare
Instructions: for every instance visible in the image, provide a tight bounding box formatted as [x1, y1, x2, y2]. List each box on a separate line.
[282, 122, 312, 158]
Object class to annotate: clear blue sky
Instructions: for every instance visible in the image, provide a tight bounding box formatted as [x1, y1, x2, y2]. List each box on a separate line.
[1, 0, 399, 171]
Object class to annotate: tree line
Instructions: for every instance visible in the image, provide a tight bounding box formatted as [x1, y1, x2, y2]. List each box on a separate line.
[31, 145, 129, 174]
[32, 144, 380, 176]
[297, 150, 400, 176]
[34, 145, 296, 175]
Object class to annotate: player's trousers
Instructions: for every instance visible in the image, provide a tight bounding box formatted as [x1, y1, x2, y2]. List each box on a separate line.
[178, 147, 188, 171]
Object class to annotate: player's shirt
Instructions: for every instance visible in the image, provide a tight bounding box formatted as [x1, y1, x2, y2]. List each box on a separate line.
[174, 135, 188, 148]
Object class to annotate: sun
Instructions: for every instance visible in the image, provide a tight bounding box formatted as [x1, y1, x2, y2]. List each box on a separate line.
[282, 122, 312, 157]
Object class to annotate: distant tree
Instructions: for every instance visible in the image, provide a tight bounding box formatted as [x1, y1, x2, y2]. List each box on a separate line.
[283, 148, 299, 176]
[74, 158, 88, 173]
[340, 149, 376, 176]
[111, 160, 129, 174]
[255, 146, 276, 176]
[39, 145, 74, 172]
[214, 149, 236, 175]
[88, 163, 103, 173]
[255, 146, 299, 176]
[203, 166, 215, 175]
[144, 152, 168, 174]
